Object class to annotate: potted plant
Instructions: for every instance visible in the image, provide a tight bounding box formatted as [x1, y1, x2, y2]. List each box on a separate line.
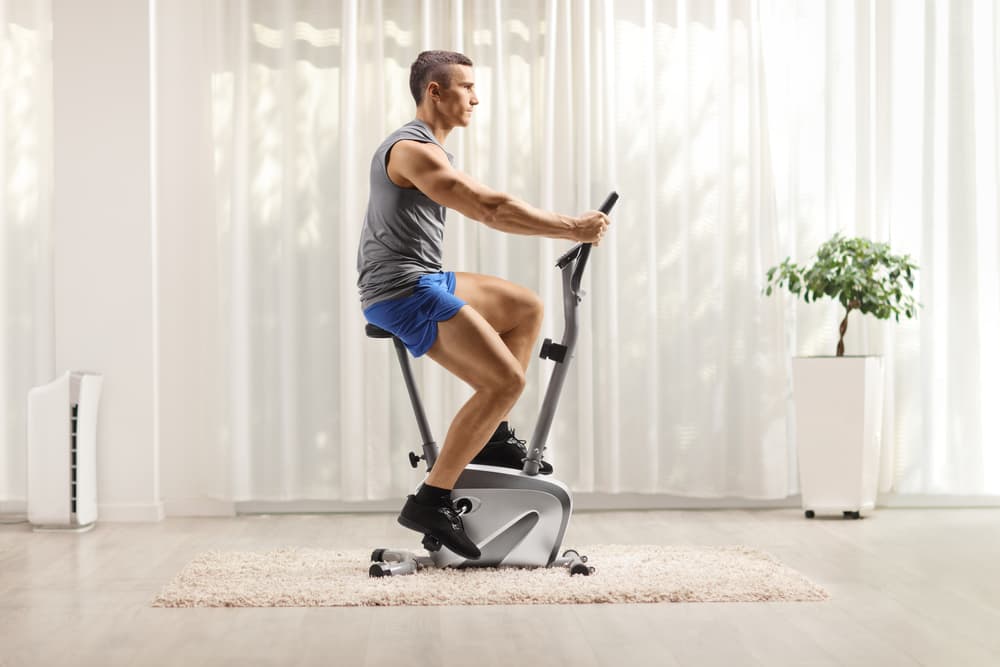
[763, 234, 919, 519]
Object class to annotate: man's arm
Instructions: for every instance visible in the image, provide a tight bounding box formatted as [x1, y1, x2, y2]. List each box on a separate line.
[388, 140, 606, 242]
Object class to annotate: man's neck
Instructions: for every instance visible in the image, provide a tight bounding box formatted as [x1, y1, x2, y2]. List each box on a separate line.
[414, 110, 453, 145]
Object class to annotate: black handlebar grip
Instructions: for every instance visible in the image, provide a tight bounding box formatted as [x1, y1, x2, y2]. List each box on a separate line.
[597, 191, 620, 215]
[572, 191, 619, 292]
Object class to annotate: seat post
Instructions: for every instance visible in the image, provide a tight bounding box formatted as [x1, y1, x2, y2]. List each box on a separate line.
[392, 338, 438, 471]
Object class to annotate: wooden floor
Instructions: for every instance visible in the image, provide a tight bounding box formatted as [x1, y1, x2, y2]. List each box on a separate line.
[1, 508, 999, 666]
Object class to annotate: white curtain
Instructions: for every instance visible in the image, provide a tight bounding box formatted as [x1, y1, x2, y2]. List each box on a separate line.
[204, 0, 1000, 503]
[3, 0, 998, 508]
[207, 0, 788, 503]
[0, 1, 52, 507]
[762, 0, 1000, 494]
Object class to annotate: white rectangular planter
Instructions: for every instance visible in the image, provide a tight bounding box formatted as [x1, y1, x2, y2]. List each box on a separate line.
[793, 356, 883, 518]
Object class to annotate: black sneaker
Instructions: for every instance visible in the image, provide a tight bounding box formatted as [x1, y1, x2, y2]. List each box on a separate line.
[470, 427, 554, 475]
[397, 494, 481, 560]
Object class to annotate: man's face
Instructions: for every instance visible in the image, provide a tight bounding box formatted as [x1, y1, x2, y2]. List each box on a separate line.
[434, 65, 478, 127]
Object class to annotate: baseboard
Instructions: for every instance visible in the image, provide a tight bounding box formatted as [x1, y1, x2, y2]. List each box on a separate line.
[235, 494, 803, 515]
[98, 501, 166, 522]
[1, 499, 167, 523]
[235, 499, 401, 514]
[573, 493, 802, 511]
[235, 493, 1000, 515]
[0, 499, 28, 525]
[9, 494, 998, 522]
[164, 498, 237, 517]
[876, 493, 1000, 508]
[0, 500, 27, 515]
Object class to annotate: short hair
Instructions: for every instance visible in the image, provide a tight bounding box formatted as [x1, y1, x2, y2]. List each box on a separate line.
[409, 50, 473, 105]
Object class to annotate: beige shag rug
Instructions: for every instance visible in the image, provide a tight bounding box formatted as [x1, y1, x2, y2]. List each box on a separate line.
[152, 545, 828, 607]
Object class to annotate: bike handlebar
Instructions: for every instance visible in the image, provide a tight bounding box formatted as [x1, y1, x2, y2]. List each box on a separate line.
[569, 191, 619, 293]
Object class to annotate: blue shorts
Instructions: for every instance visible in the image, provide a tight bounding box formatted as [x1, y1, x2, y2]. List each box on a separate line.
[363, 272, 466, 357]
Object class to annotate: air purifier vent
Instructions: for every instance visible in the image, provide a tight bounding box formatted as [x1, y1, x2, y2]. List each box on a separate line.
[71, 404, 78, 515]
[27, 371, 103, 531]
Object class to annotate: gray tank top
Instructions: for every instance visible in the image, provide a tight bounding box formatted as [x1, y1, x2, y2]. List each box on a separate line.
[356, 119, 454, 309]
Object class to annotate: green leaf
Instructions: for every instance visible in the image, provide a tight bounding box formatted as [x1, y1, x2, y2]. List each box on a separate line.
[761, 233, 921, 340]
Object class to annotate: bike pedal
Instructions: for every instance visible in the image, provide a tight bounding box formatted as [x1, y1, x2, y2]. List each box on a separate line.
[421, 533, 442, 552]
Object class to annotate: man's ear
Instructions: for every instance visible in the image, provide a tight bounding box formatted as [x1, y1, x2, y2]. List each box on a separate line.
[427, 81, 440, 101]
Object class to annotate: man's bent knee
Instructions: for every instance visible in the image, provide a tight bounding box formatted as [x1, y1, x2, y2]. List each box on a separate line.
[526, 292, 544, 325]
[478, 364, 526, 401]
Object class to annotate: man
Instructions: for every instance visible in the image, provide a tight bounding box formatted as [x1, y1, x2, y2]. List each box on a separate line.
[356, 50, 609, 559]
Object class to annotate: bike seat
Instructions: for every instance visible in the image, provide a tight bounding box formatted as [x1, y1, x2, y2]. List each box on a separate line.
[365, 323, 394, 339]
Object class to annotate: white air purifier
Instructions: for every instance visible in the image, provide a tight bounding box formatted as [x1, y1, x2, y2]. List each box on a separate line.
[27, 371, 103, 532]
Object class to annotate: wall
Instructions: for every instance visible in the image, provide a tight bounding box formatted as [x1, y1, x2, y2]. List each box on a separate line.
[51, 0, 162, 521]
[50, 0, 233, 521]
[154, 1, 232, 516]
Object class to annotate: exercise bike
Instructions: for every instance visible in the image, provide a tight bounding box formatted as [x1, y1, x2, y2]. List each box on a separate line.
[367, 191, 619, 577]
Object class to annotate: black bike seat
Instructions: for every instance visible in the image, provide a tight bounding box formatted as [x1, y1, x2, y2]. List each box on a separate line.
[365, 323, 394, 339]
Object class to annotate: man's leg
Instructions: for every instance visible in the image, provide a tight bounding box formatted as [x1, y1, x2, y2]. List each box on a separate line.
[423, 303, 527, 489]
[397, 276, 546, 558]
[453, 271, 544, 386]
[450, 272, 554, 472]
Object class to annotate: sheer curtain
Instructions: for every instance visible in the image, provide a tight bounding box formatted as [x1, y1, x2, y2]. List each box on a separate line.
[0, 1, 52, 509]
[206, 0, 787, 503]
[762, 0, 1000, 495]
[5, 0, 995, 509]
[204, 0, 1000, 504]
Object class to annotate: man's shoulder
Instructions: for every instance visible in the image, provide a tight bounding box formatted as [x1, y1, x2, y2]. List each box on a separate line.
[382, 131, 451, 189]
[391, 137, 446, 158]
[387, 136, 452, 176]
[386, 120, 433, 144]
[376, 123, 431, 157]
